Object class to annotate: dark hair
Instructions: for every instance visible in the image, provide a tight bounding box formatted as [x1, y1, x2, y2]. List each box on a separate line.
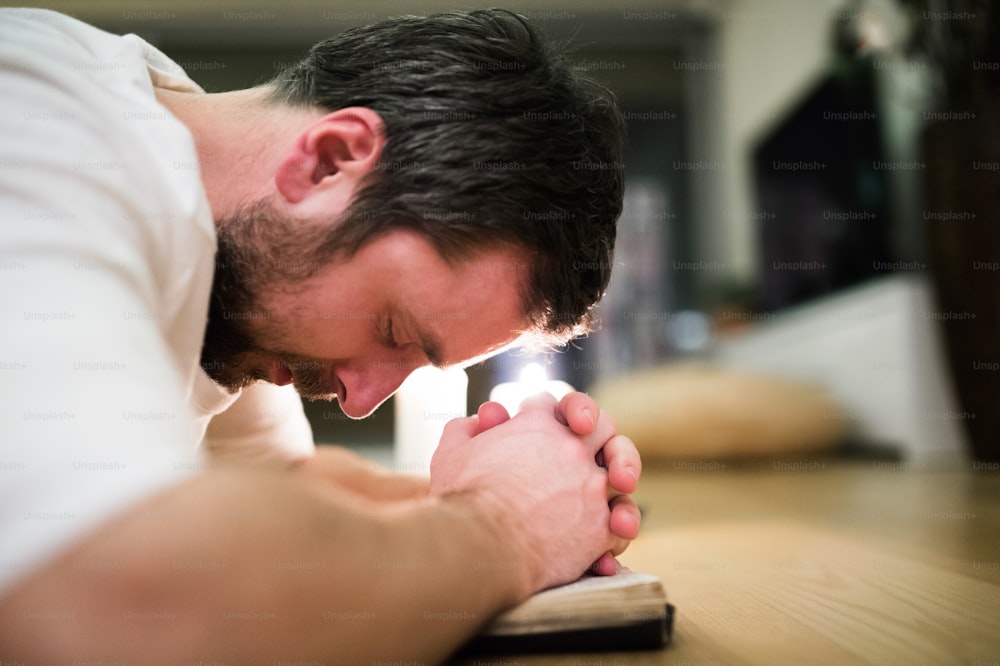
[268, 8, 624, 343]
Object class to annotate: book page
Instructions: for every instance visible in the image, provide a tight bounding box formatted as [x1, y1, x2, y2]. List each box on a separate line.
[484, 566, 667, 635]
[530, 567, 661, 601]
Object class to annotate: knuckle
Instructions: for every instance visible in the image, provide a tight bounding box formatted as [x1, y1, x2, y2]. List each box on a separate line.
[440, 415, 470, 438]
[585, 471, 609, 498]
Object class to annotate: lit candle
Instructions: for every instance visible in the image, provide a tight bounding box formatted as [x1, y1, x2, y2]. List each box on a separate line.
[394, 366, 468, 475]
[488, 362, 574, 416]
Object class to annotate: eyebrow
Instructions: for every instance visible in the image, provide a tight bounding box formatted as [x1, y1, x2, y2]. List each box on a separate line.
[404, 310, 446, 368]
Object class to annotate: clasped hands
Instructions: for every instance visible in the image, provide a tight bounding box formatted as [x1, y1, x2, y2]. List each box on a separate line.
[430, 391, 642, 592]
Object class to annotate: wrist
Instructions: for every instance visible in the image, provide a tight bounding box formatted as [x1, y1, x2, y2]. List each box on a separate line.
[432, 490, 537, 603]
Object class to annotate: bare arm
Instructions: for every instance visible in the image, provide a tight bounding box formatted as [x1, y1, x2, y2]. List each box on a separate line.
[0, 396, 624, 664]
[294, 444, 431, 502]
[0, 466, 524, 665]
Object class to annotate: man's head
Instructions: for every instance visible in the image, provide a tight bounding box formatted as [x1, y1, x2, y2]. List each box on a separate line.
[199, 8, 625, 416]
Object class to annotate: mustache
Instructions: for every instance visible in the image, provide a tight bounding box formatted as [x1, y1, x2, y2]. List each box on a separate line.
[283, 357, 339, 401]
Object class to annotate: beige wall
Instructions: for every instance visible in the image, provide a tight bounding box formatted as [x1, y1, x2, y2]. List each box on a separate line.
[710, 0, 847, 279]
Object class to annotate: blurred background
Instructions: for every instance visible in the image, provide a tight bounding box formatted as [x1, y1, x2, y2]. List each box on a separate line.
[19, 0, 998, 464]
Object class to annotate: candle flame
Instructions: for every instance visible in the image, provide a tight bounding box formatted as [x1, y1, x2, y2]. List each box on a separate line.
[519, 362, 547, 385]
[490, 361, 573, 415]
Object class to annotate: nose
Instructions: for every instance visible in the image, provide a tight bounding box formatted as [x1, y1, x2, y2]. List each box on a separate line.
[337, 358, 426, 419]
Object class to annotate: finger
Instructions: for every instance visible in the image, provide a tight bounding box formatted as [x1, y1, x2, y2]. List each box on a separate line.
[557, 391, 598, 435]
[608, 494, 641, 540]
[609, 538, 631, 557]
[589, 552, 618, 576]
[581, 408, 618, 458]
[601, 434, 641, 494]
[475, 401, 511, 434]
[607, 532, 632, 558]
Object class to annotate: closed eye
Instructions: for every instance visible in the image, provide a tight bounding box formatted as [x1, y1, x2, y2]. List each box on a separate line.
[380, 310, 446, 368]
[383, 317, 398, 349]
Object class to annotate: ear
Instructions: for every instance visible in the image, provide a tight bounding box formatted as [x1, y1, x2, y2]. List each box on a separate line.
[274, 106, 385, 206]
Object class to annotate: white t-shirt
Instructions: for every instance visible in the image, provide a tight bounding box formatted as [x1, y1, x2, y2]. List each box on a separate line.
[0, 9, 314, 594]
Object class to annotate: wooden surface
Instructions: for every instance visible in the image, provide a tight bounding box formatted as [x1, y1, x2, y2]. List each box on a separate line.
[452, 460, 1000, 665]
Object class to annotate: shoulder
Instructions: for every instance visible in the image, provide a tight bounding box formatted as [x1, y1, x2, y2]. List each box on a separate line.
[0, 8, 214, 296]
[0, 8, 127, 73]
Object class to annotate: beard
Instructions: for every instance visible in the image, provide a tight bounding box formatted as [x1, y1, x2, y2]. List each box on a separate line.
[199, 199, 339, 401]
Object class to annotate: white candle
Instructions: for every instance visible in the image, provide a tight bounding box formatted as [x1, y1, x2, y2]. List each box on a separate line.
[489, 362, 574, 416]
[394, 366, 468, 475]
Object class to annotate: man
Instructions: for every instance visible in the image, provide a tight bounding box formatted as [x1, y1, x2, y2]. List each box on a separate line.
[0, 7, 640, 663]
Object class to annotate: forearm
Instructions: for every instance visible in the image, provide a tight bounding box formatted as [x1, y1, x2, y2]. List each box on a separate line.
[0, 466, 523, 665]
[295, 444, 431, 501]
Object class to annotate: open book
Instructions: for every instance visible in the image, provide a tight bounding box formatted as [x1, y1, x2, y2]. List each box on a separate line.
[458, 567, 673, 656]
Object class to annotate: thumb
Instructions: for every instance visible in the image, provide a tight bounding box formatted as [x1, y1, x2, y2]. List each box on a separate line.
[475, 401, 511, 434]
[437, 414, 479, 448]
[430, 415, 479, 482]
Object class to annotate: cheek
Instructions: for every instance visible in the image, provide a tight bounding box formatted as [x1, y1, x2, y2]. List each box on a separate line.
[296, 315, 375, 359]
[256, 282, 382, 357]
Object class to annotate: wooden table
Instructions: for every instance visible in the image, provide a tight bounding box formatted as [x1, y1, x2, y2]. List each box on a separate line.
[453, 460, 1000, 665]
